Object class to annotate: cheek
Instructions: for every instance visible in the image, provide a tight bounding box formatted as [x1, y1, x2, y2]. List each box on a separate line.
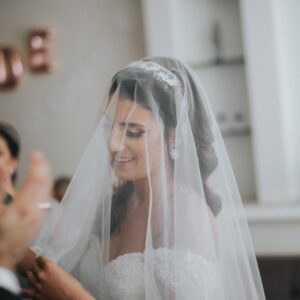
[129, 140, 147, 165]
[125, 138, 154, 176]
[136, 136, 162, 171]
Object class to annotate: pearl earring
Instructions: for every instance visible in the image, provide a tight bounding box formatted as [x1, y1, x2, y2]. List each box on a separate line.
[170, 145, 179, 160]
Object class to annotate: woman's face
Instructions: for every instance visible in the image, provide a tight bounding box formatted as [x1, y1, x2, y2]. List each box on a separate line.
[0, 136, 17, 174]
[107, 98, 164, 181]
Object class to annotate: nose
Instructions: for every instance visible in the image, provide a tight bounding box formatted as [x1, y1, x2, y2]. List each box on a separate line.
[108, 126, 125, 153]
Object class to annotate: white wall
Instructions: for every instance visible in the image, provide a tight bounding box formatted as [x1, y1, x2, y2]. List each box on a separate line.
[0, 0, 145, 184]
[240, 0, 300, 203]
[274, 0, 300, 201]
[142, 0, 300, 255]
[142, 0, 256, 200]
[173, 0, 244, 64]
[240, 0, 300, 254]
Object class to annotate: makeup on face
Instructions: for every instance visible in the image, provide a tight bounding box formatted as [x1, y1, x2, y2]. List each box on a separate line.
[108, 99, 162, 181]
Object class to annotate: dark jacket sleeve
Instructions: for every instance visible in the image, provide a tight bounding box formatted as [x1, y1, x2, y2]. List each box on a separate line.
[0, 287, 21, 300]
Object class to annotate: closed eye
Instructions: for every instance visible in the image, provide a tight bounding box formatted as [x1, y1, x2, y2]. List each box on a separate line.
[126, 129, 145, 138]
[122, 122, 146, 138]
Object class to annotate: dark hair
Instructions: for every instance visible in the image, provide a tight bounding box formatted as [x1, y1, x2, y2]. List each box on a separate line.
[108, 58, 221, 233]
[109, 69, 177, 138]
[54, 175, 71, 190]
[53, 175, 71, 202]
[0, 122, 21, 184]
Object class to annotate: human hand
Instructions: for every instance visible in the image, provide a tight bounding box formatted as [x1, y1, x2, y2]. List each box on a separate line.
[0, 151, 51, 271]
[23, 256, 95, 300]
[0, 166, 15, 200]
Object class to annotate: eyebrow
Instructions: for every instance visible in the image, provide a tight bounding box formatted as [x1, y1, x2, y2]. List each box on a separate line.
[120, 122, 146, 129]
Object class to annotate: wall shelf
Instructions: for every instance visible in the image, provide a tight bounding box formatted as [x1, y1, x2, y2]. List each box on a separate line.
[221, 126, 251, 138]
[189, 56, 244, 71]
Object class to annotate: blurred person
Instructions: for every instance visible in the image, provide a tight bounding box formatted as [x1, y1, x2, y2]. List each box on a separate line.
[0, 152, 51, 300]
[52, 176, 71, 202]
[20, 57, 265, 299]
[0, 122, 21, 203]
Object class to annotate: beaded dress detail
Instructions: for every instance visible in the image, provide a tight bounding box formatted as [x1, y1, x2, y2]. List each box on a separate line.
[104, 248, 216, 300]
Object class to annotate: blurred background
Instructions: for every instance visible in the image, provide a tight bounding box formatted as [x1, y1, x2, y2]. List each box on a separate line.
[0, 0, 299, 298]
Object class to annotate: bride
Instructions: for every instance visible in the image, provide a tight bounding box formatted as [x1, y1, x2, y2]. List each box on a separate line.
[20, 57, 265, 300]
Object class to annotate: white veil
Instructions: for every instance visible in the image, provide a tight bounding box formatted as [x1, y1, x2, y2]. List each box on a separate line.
[33, 57, 265, 300]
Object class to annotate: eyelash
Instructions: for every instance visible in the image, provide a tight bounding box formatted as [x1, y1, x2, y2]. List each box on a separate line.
[103, 117, 145, 138]
[126, 130, 145, 138]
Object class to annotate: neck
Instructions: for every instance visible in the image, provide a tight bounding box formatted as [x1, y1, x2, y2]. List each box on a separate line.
[130, 160, 174, 211]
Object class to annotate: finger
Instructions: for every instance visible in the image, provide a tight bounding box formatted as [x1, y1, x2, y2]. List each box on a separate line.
[22, 289, 42, 300]
[9, 152, 51, 246]
[32, 262, 48, 283]
[0, 166, 10, 185]
[34, 291, 43, 300]
[0, 168, 5, 196]
[16, 151, 51, 208]
[21, 288, 36, 299]
[27, 271, 41, 290]
[32, 263, 42, 277]
[0, 167, 11, 199]
[36, 255, 49, 269]
[0, 202, 6, 214]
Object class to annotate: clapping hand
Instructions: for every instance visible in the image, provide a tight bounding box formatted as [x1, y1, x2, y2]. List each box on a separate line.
[0, 152, 51, 271]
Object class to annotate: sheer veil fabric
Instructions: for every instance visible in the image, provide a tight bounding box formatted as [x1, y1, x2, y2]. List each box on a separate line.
[33, 57, 265, 300]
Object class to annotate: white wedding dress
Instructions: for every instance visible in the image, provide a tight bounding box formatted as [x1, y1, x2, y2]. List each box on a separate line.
[70, 234, 217, 300]
[103, 248, 216, 300]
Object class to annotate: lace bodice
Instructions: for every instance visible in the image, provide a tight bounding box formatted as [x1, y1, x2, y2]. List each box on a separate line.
[104, 248, 216, 300]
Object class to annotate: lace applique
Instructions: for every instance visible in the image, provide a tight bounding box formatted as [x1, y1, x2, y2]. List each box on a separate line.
[104, 248, 216, 300]
[104, 253, 144, 300]
[153, 248, 217, 299]
[129, 61, 178, 87]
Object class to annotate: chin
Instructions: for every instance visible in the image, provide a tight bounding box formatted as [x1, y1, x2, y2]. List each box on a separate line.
[115, 170, 145, 182]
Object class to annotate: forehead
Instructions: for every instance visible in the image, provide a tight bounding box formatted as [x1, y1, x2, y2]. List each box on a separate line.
[108, 98, 156, 125]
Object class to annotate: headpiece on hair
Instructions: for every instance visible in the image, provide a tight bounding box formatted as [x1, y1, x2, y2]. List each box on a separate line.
[129, 61, 178, 87]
